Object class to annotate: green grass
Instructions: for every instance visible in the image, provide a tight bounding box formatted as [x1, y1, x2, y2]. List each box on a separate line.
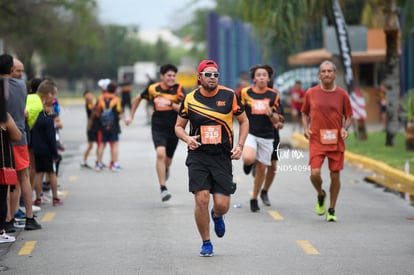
[346, 131, 413, 174]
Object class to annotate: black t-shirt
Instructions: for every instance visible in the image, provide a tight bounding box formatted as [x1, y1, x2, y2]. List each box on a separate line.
[178, 85, 244, 156]
[141, 82, 185, 131]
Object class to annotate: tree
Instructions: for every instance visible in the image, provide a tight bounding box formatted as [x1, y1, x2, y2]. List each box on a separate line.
[43, 24, 159, 81]
[234, 0, 413, 145]
[0, 0, 99, 78]
[383, 0, 400, 146]
[153, 38, 171, 65]
[361, 0, 413, 146]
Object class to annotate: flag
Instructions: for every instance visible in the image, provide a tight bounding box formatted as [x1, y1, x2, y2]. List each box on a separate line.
[331, 0, 367, 119]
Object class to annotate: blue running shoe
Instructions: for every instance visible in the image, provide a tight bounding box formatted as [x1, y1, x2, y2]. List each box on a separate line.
[211, 209, 225, 238]
[200, 241, 213, 257]
[14, 209, 26, 221]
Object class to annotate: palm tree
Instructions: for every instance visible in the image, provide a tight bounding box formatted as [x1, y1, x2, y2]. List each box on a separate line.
[235, 0, 413, 145]
[236, 0, 368, 138]
[402, 89, 414, 150]
[361, 0, 413, 146]
[383, 0, 401, 146]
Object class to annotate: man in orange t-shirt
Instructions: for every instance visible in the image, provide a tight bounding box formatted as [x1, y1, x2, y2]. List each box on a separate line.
[301, 60, 353, 222]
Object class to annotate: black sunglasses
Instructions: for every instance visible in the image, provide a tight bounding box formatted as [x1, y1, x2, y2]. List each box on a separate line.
[200, 72, 220, 78]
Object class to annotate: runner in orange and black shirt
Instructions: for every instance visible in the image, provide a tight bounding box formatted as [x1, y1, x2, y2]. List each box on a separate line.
[126, 64, 185, 202]
[239, 64, 279, 212]
[262, 80, 286, 208]
[118, 75, 132, 112]
[175, 60, 249, 257]
[80, 90, 99, 169]
[95, 81, 123, 172]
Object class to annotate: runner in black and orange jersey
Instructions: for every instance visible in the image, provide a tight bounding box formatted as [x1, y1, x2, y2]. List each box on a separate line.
[118, 75, 133, 113]
[95, 81, 123, 172]
[80, 90, 99, 169]
[260, 79, 285, 208]
[239, 64, 280, 212]
[175, 60, 249, 257]
[126, 64, 185, 202]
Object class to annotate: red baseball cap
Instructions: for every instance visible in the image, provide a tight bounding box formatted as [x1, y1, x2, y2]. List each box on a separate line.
[197, 60, 218, 74]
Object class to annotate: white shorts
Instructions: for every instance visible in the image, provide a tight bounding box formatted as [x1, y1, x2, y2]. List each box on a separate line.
[244, 134, 273, 166]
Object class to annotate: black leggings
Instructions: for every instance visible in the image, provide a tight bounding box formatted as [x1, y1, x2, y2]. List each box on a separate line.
[0, 184, 8, 231]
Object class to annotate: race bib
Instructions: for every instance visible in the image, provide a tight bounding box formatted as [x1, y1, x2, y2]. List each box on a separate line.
[154, 96, 172, 111]
[251, 99, 270, 115]
[200, 125, 222, 144]
[320, 129, 338, 144]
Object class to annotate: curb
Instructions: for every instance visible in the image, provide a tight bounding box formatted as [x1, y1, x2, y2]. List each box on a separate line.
[291, 133, 414, 196]
[59, 98, 84, 105]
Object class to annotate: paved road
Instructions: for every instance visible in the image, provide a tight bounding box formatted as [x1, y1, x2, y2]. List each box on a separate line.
[0, 104, 413, 275]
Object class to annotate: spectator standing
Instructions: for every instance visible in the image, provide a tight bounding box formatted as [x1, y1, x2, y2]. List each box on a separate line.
[10, 58, 24, 80]
[378, 81, 387, 131]
[301, 60, 353, 222]
[31, 80, 63, 207]
[26, 78, 45, 206]
[80, 90, 98, 169]
[175, 60, 249, 256]
[0, 113, 21, 242]
[290, 80, 305, 132]
[95, 81, 123, 172]
[1, 54, 41, 231]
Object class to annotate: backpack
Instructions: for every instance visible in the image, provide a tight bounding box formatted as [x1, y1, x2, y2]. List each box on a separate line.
[100, 97, 115, 133]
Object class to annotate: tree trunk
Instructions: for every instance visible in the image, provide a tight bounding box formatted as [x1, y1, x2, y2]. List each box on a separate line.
[384, 0, 401, 146]
[406, 123, 414, 151]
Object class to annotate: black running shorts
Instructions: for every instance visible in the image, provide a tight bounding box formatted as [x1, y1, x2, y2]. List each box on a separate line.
[151, 128, 179, 158]
[185, 151, 233, 196]
[34, 154, 54, 173]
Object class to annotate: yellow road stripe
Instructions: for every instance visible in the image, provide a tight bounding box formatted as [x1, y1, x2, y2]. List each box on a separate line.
[69, 176, 77, 182]
[42, 212, 56, 222]
[18, 241, 37, 256]
[296, 240, 320, 255]
[268, 210, 284, 220]
[60, 190, 68, 198]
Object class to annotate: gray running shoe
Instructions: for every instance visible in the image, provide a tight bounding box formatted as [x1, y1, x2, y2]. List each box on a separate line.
[160, 190, 171, 202]
[260, 190, 271, 206]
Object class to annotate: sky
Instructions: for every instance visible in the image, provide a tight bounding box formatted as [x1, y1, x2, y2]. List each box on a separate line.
[97, 0, 214, 31]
